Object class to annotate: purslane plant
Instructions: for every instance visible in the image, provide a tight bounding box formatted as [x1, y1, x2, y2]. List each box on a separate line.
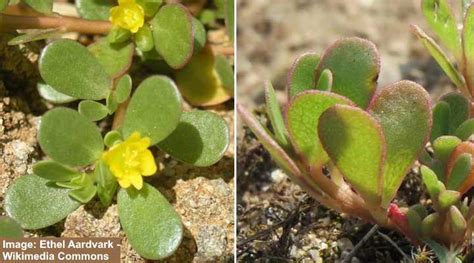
[239, 37, 433, 240]
[0, 0, 232, 260]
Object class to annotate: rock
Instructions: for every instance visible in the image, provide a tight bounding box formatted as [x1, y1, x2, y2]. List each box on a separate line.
[195, 225, 227, 259]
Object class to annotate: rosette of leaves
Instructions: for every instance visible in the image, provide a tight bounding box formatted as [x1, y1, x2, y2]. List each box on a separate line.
[76, 0, 235, 106]
[238, 37, 433, 239]
[399, 138, 474, 261]
[4, 42, 229, 259]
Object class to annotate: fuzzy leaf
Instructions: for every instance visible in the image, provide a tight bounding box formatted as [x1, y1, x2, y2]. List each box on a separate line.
[78, 100, 109, 122]
[411, 25, 465, 91]
[118, 184, 183, 260]
[431, 101, 450, 141]
[287, 91, 353, 166]
[23, 0, 53, 14]
[8, 29, 59, 46]
[441, 92, 470, 133]
[39, 107, 104, 167]
[158, 111, 229, 167]
[152, 4, 194, 69]
[37, 82, 76, 104]
[69, 185, 97, 204]
[286, 53, 320, 98]
[315, 38, 379, 108]
[446, 142, 474, 194]
[39, 39, 111, 100]
[175, 46, 232, 106]
[114, 74, 132, 103]
[88, 38, 134, 79]
[95, 161, 118, 207]
[446, 153, 472, 190]
[319, 105, 385, 205]
[455, 119, 474, 140]
[316, 69, 332, 91]
[122, 76, 182, 145]
[5, 175, 80, 229]
[265, 82, 288, 147]
[369, 81, 431, 205]
[33, 160, 81, 182]
[433, 136, 462, 163]
[76, 0, 113, 20]
[421, 0, 462, 59]
[0, 216, 23, 238]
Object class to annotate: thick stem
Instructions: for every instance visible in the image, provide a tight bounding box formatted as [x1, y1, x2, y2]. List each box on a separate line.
[0, 14, 112, 34]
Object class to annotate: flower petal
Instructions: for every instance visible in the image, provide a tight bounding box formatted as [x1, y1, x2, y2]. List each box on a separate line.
[139, 150, 157, 176]
[129, 174, 143, 190]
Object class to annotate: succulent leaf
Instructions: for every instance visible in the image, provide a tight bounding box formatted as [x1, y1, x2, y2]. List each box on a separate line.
[286, 53, 320, 98]
[446, 153, 472, 191]
[454, 119, 474, 140]
[431, 101, 450, 142]
[316, 69, 333, 91]
[265, 82, 289, 147]
[318, 105, 385, 206]
[432, 136, 462, 163]
[315, 37, 380, 108]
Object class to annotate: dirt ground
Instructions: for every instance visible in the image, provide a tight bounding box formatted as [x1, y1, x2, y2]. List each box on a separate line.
[237, 0, 460, 262]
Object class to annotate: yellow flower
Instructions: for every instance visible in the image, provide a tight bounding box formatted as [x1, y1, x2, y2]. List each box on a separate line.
[109, 0, 145, 33]
[102, 132, 157, 190]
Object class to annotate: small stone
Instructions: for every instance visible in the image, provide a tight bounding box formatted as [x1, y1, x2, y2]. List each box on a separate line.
[271, 169, 287, 183]
[195, 225, 227, 260]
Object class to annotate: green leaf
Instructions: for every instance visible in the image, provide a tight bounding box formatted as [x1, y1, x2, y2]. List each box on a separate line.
[69, 185, 97, 204]
[316, 69, 332, 91]
[137, 0, 163, 17]
[39, 39, 111, 100]
[192, 17, 206, 53]
[135, 25, 154, 52]
[411, 25, 465, 91]
[224, 0, 234, 40]
[441, 92, 470, 133]
[421, 0, 462, 60]
[39, 107, 104, 167]
[315, 38, 380, 108]
[8, 29, 59, 46]
[5, 175, 81, 229]
[158, 110, 229, 167]
[108, 26, 132, 44]
[122, 76, 182, 145]
[264, 82, 288, 147]
[431, 101, 450, 142]
[287, 91, 353, 166]
[76, 0, 113, 20]
[421, 213, 439, 237]
[95, 160, 118, 207]
[23, 0, 53, 14]
[319, 105, 385, 206]
[114, 74, 132, 103]
[37, 82, 76, 104]
[215, 55, 234, 94]
[0, 216, 23, 238]
[106, 92, 119, 114]
[369, 81, 432, 205]
[454, 119, 474, 140]
[118, 184, 183, 260]
[104, 130, 122, 148]
[433, 136, 462, 163]
[449, 205, 467, 236]
[446, 153, 472, 190]
[438, 190, 461, 210]
[463, 5, 474, 93]
[0, 0, 8, 11]
[410, 204, 428, 219]
[78, 100, 109, 122]
[407, 208, 423, 236]
[286, 53, 320, 98]
[421, 165, 443, 199]
[33, 160, 81, 182]
[88, 38, 134, 79]
[152, 4, 194, 69]
[175, 46, 232, 106]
